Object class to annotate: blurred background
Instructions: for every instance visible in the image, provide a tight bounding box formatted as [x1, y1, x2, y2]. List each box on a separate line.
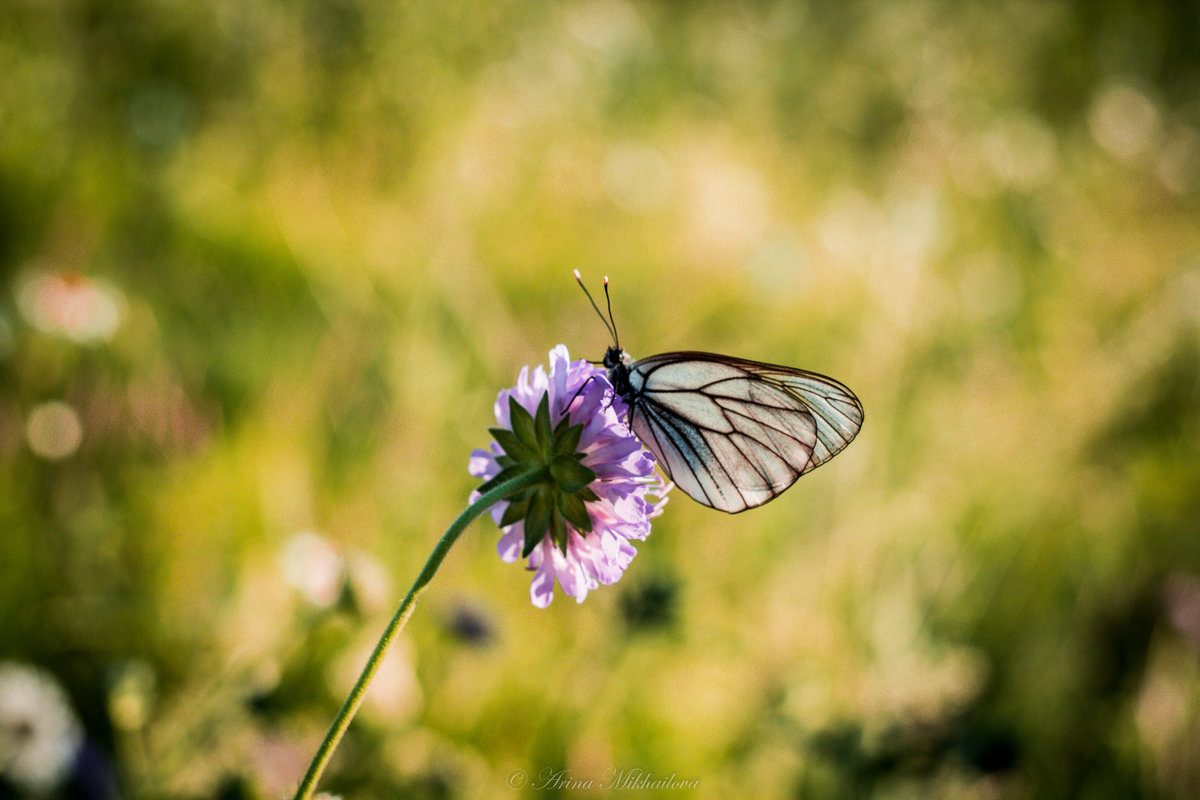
[2, 0, 1199, 797]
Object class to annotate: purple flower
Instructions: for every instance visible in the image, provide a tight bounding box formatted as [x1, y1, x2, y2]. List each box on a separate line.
[469, 345, 669, 607]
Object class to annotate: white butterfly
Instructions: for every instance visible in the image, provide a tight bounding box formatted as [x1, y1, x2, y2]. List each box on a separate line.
[576, 272, 864, 513]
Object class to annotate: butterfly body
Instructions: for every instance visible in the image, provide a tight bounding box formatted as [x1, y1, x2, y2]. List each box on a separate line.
[602, 345, 634, 397]
[603, 346, 863, 514]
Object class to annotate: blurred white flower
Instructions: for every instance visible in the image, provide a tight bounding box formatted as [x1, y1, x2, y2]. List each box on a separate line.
[250, 734, 316, 799]
[25, 400, 84, 461]
[280, 531, 393, 613]
[863, 585, 989, 725]
[16, 270, 122, 344]
[280, 531, 344, 609]
[1134, 630, 1200, 795]
[344, 549, 392, 614]
[1088, 82, 1160, 162]
[330, 635, 421, 724]
[0, 662, 83, 795]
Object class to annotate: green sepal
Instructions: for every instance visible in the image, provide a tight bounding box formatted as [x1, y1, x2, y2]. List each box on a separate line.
[508, 396, 538, 450]
[483, 389, 606, 556]
[549, 509, 569, 552]
[552, 422, 584, 457]
[509, 487, 535, 504]
[475, 463, 529, 497]
[489, 427, 537, 462]
[522, 487, 553, 557]
[557, 491, 592, 532]
[499, 496, 530, 528]
[552, 414, 572, 438]
[550, 454, 595, 494]
[534, 394, 553, 454]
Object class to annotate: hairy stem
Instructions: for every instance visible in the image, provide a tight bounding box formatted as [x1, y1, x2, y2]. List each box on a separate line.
[292, 468, 549, 800]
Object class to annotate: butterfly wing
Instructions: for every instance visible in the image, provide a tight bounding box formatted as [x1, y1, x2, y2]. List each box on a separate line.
[626, 352, 863, 513]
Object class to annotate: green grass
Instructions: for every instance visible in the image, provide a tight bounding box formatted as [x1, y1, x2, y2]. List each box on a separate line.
[1, 1, 1199, 798]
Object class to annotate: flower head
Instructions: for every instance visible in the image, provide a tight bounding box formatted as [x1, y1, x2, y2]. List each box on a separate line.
[470, 345, 669, 607]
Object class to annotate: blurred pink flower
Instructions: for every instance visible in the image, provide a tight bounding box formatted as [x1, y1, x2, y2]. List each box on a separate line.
[17, 270, 122, 343]
[280, 531, 344, 609]
[1165, 572, 1200, 649]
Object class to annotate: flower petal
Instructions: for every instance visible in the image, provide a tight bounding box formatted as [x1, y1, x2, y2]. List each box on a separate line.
[530, 555, 556, 608]
[497, 524, 524, 562]
[468, 448, 497, 478]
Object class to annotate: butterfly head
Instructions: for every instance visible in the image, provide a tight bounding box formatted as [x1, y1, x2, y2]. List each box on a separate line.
[602, 346, 631, 371]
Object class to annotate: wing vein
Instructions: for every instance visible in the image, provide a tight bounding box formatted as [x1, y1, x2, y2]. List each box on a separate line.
[622, 351, 863, 512]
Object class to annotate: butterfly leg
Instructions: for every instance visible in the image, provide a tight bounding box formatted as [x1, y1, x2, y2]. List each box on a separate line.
[565, 374, 605, 414]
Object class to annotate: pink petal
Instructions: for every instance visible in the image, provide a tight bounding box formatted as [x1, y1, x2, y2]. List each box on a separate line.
[468, 448, 496, 478]
[530, 556, 556, 608]
[497, 524, 523, 560]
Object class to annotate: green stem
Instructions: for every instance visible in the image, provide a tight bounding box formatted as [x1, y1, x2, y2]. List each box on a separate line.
[291, 468, 549, 800]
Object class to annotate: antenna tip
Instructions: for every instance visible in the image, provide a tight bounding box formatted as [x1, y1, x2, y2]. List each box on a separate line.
[573, 269, 582, 281]
[603, 275, 609, 285]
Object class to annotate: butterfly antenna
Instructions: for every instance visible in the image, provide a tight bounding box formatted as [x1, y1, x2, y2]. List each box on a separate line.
[603, 275, 620, 349]
[574, 269, 617, 345]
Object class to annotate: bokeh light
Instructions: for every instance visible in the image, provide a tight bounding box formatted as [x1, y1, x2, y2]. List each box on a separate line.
[24, 401, 83, 461]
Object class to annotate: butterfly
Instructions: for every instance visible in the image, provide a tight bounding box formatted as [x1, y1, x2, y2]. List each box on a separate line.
[575, 271, 864, 513]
